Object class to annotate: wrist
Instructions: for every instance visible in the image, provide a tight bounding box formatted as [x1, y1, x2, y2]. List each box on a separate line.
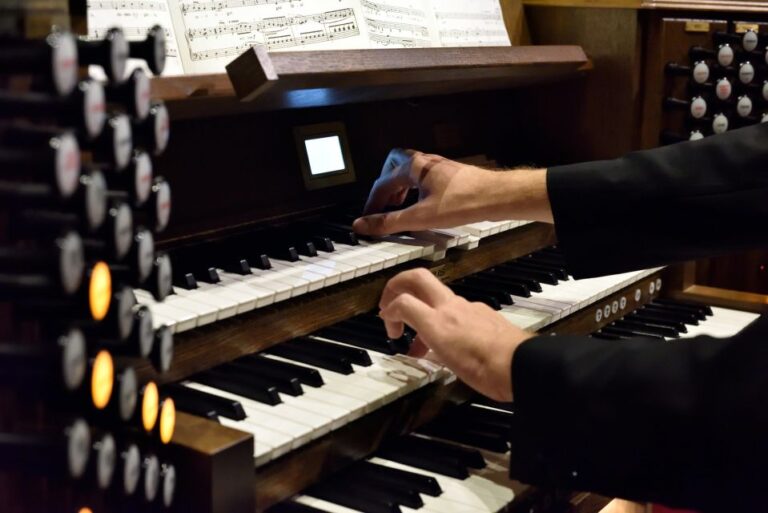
[481, 168, 552, 223]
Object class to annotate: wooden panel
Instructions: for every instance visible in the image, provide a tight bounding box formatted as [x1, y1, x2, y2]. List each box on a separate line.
[667, 283, 768, 312]
[523, 0, 768, 9]
[138, 224, 557, 384]
[169, 412, 255, 513]
[520, 6, 643, 162]
[501, 0, 532, 45]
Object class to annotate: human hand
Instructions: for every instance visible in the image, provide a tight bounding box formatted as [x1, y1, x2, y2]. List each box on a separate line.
[379, 268, 534, 401]
[352, 148, 552, 237]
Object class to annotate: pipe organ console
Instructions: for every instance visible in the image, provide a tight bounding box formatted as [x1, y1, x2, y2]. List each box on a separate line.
[2, 1, 767, 513]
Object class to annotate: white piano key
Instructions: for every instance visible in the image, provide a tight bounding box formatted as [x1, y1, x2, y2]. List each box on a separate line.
[237, 266, 298, 302]
[134, 290, 201, 332]
[270, 261, 327, 293]
[304, 254, 358, 282]
[173, 283, 240, 319]
[294, 496, 364, 513]
[214, 270, 277, 308]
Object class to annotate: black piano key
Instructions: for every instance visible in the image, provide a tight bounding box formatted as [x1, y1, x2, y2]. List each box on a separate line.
[455, 281, 513, 305]
[309, 222, 359, 246]
[223, 361, 304, 396]
[400, 434, 486, 469]
[516, 259, 570, 280]
[290, 239, 317, 257]
[378, 444, 469, 480]
[613, 319, 680, 339]
[649, 300, 709, 320]
[457, 404, 514, 431]
[317, 325, 401, 355]
[356, 461, 442, 497]
[461, 277, 523, 302]
[500, 262, 560, 284]
[311, 236, 335, 253]
[537, 247, 566, 260]
[420, 424, 510, 453]
[449, 285, 501, 310]
[471, 398, 515, 414]
[171, 396, 218, 420]
[245, 354, 324, 387]
[197, 266, 221, 284]
[267, 501, 327, 513]
[628, 311, 689, 333]
[292, 337, 372, 366]
[464, 275, 531, 298]
[491, 265, 558, 286]
[641, 305, 700, 324]
[308, 482, 401, 513]
[266, 245, 300, 263]
[194, 370, 282, 406]
[600, 326, 665, 340]
[174, 272, 197, 290]
[267, 342, 354, 375]
[652, 298, 713, 316]
[526, 251, 568, 267]
[338, 318, 414, 353]
[342, 473, 424, 509]
[223, 258, 252, 275]
[166, 383, 246, 421]
[477, 270, 541, 293]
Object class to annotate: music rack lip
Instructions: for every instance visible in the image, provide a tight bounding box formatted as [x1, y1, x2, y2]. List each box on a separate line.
[150, 45, 590, 118]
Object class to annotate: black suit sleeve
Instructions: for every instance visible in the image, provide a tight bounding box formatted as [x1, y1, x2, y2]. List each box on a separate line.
[508, 124, 768, 512]
[510, 318, 768, 513]
[546, 123, 768, 278]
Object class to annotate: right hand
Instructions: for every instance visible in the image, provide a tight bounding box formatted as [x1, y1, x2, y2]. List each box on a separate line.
[352, 149, 503, 236]
[352, 149, 552, 236]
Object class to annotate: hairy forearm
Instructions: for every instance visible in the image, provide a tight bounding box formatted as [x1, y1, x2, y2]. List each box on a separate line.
[477, 168, 553, 224]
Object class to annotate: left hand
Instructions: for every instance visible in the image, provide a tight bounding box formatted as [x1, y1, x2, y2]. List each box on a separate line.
[379, 268, 534, 401]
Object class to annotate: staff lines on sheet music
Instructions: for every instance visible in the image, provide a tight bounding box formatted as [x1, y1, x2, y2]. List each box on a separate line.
[369, 32, 431, 47]
[185, 7, 356, 40]
[365, 18, 429, 38]
[438, 29, 509, 39]
[434, 11, 503, 21]
[360, 0, 424, 18]
[87, 0, 167, 10]
[190, 20, 360, 59]
[180, 0, 301, 13]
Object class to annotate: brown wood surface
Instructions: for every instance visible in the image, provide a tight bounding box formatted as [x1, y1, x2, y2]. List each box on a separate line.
[668, 283, 768, 312]
[521, 6, 643, 161]
[169, 412, 256, 513]
[149, 46, 590, 119]
[138, 223, 557, 384]
[523, 0, 768, 10]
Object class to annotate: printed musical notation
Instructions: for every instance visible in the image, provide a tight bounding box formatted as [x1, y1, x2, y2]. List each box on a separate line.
[87, 0, 185, 75]
[184, 7, 361, 60]
[360, 0, 424, 18]
[361, 0, 434, 49]
[431, 0, 510, 47]
[85, 0, 511, 75]
[180, 0, 298, 13]
[87, 0, 167, 10]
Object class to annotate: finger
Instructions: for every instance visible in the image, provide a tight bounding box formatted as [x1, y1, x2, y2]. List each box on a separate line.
[379, 292, 438, 340]
[361, 170, 414, 216]
[379, 268, 453, 310]
[408, 335, 429, 358]
[354, 197, 438, 235]
[384, 148, 417, 172]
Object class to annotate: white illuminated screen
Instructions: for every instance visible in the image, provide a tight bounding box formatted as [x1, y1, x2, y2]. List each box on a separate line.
[305, 135, 346, 176]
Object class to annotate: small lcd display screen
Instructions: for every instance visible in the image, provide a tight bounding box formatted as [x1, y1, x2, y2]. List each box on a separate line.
[304, 135, 346, 176]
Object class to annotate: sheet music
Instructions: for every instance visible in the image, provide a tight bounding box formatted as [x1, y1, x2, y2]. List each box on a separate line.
[359, 0, 435, 48]
[175, 0, 369, 74]
[86, 0, 186, 76]
[430, 0, 510, 47]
